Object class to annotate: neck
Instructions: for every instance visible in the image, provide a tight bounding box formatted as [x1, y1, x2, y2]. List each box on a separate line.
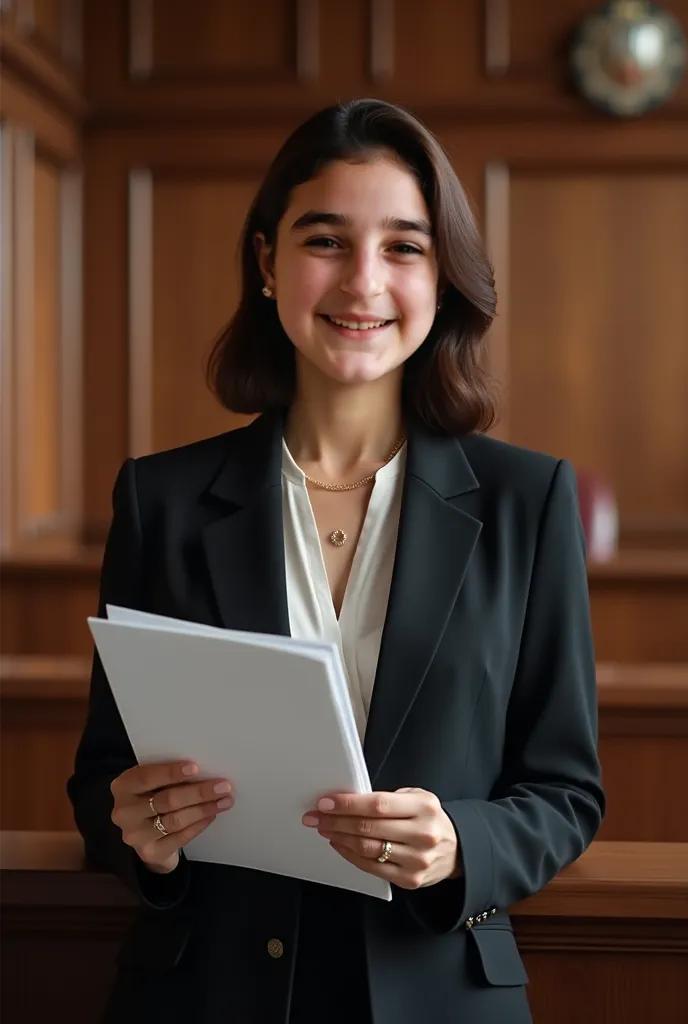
[284, 365, 405, 476]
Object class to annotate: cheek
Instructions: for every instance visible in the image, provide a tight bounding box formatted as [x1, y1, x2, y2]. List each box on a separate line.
[278, 255, 333, 315]
[395, 272, 438, 325]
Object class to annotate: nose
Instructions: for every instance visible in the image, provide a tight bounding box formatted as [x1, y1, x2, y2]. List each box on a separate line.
[339, 246, 386, 301]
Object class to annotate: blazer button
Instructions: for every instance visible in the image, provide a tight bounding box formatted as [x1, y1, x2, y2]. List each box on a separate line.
[267, 938, 284, 959]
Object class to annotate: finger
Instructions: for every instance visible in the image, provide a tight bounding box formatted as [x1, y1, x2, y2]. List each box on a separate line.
[148, 779, 233, 818]
[313, 790, 425, 820]
[327, 839, 407, 882]
[112, 761, 200, 799]
[314, 815, 413, 843]
[155, 797, 232, 837]
[324, 833, 414, 864]
[125, 796, 222, 854]
[134, 813, 217, 868]
[113, 779, 232, 833]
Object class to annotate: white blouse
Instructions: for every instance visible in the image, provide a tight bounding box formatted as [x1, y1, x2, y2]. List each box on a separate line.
[281, 438, 407, 742]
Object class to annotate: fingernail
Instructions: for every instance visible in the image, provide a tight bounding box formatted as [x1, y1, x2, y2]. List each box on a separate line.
[182, 763, 199, 776]
[302, 815, 319, 827]
[318, 798, 335, 811]
[217, 797, 234, 810]
[214, 781, 232, 794]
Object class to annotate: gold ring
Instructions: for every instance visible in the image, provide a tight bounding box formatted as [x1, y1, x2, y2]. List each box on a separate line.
[148, 795, 158, 817]
[377, 840, 392, 864]
[153, 814, 168, 837]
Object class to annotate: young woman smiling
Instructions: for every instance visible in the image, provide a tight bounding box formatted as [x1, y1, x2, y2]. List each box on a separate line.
[68, 99, 604, 1024]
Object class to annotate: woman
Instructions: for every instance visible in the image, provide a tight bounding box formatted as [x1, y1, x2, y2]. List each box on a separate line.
[68, 98, 604, 1024]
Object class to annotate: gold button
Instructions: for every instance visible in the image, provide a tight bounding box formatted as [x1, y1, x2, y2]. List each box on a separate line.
[267, 938, 284, 959]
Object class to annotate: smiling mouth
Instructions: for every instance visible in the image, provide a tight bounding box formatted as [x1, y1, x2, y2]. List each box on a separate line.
[320, 314, 395, 331]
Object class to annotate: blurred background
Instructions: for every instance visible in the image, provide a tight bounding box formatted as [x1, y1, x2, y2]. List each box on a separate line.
[0, 2, 687, 1018]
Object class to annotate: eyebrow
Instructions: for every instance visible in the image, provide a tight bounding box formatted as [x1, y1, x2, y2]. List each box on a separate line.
[290, 210, 433, 237]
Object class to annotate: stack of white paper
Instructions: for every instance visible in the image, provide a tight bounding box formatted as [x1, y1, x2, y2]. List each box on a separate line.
[88, 606, 391, 901]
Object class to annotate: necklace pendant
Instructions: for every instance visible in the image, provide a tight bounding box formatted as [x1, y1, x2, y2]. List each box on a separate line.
[329, 529, 347, 547]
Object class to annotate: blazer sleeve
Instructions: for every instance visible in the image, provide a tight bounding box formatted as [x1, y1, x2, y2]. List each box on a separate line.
[66, 459, 190, 910]
[405, 458, 605, 933]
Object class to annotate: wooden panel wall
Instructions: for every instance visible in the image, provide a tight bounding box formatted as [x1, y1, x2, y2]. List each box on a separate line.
[129, 171, 257, 455]
[495, 169, 688, 537]
[0, 0, 84, 556]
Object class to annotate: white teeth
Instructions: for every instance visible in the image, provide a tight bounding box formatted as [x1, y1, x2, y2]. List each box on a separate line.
[327, 316, 387, 330]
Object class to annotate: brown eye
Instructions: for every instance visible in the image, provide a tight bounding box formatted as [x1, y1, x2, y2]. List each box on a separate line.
[305, 237, 340, 249]
[391, 243, 423, 255]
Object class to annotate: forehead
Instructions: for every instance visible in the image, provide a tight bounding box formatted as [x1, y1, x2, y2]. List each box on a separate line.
[285, 156, 429, 222]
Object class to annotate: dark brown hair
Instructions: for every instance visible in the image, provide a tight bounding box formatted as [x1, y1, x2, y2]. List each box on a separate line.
[207, 98, 498, 435]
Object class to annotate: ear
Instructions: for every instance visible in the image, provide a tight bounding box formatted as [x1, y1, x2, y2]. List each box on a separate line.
[254, 233, 275, 290]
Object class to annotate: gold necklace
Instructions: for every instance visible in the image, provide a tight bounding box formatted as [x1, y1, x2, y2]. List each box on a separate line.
[302, 436, 406, 547]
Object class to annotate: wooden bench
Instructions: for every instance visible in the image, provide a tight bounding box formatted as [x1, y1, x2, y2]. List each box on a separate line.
[597, 663, 688, 841]
[1, 833, 687, 1024]
[588, 552, 688, 662]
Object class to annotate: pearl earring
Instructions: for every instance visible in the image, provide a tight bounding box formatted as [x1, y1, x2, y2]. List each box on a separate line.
[262, 285, 273, 299]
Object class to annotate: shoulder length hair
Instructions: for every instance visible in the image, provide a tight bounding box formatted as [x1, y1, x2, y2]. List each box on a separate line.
[207, 98, 498, 435]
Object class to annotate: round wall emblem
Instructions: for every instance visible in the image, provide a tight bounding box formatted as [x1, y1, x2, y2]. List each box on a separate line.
[570, 1, 687, 116]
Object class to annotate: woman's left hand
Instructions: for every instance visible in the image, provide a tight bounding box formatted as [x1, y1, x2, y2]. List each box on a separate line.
[302, 787, 461, 890]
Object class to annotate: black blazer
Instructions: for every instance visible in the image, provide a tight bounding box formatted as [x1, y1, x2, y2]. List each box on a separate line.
[68, 411, 604, 1024]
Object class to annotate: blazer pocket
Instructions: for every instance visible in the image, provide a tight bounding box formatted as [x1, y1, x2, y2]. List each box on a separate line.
[469, 926, 529, 987]
[116, 908, 193, 974]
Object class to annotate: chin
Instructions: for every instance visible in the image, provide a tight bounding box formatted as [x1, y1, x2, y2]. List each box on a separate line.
[321, 359, 396, 387]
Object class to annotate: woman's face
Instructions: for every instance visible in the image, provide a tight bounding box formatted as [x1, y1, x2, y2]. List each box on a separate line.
[258, 154, 439, 388]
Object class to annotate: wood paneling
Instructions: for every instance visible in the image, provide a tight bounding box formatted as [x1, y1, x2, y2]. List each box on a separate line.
[137, 0, 296, 79]
[0, 131, 83, 554]
[27, 0, 62, 53]
[507, 172, 688, 534]
[589, 552, 688, 662]
[82, 1, 688, 123]
[128, 170, 255, 457]
[0, 0, 83, 555]
[1, 1, 83, 116]
[150, 174, 255, 453]
[471, 121, 688, 546]
[28, 154, 61, 522]
[2, 835, 687, 1024]
[0, 656, 88, 831]
[597, 664, 688, 842]
[0, 553, 101, 656]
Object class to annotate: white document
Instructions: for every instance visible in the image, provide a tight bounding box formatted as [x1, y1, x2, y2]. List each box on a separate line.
[88, 606, 391, 901]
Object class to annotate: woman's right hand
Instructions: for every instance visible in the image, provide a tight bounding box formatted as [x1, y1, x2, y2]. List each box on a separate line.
[110, 761, 233, 874]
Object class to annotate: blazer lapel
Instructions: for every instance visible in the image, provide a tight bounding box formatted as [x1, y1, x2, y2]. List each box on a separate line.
[201, 411, 291, 638]
[363, 423, 483, 785]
